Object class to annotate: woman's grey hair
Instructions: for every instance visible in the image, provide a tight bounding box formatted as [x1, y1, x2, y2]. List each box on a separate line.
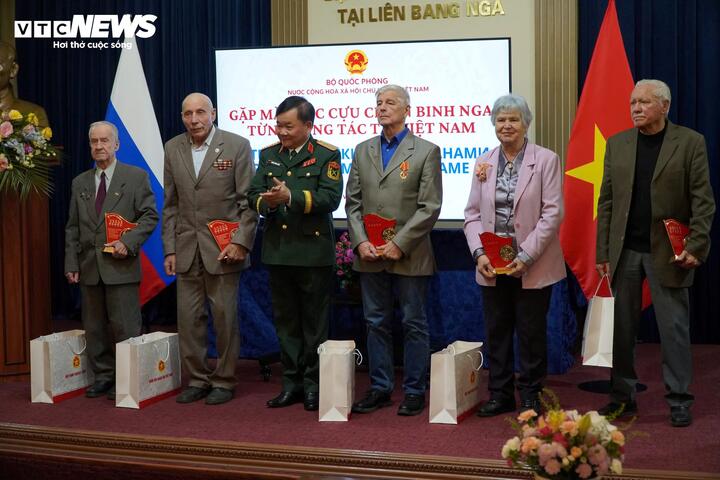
[88, 121, 119, 142]
[375, 84, 410, 106]
[636, 79, 672, 107]
[490, 94, 533, 129]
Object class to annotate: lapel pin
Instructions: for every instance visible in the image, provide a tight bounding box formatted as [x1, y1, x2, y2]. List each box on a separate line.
[215, 148, 220, 153]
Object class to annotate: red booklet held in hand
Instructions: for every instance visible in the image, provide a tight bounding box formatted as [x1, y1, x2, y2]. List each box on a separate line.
[663, 218, 689, 262]
[207, 220, 240, 252]
[479, 232, 516, 274]
[104, 213, 137, 253]
[363, 213, 397, 248]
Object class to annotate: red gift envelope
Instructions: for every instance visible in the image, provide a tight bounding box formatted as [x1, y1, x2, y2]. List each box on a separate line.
[363, 213, 397, 248]
[207, 219, 240, 252]
[479, 232, 516, 274]
[104, 213, 138, 253]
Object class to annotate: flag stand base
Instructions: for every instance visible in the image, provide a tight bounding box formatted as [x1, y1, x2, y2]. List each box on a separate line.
[578, 380, 647, 394]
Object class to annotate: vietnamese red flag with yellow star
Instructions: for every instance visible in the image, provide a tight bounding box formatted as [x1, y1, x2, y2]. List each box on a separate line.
[560, 0, 634, 300]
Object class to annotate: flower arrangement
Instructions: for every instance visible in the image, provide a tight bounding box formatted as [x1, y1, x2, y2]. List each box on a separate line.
[335, 231, 356, 291]
[0, 109, 58, 198]
[502, 390, 631, 480]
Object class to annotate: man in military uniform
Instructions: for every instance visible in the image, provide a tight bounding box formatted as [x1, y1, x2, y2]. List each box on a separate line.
[248, 96, 343, 411]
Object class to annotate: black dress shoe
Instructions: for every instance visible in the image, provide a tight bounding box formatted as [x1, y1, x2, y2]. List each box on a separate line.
[176, 386, 211, 404]
[519, 398, 542, 415]
[397, 394, 425, 416]
[477, 399, 516, 417]
[206, 387, 234, 405]
[598, 401, 637, 418]
[86, 380, 114, 398]
[352, 389, 392, 414]
[267, 391, 303, 408]
[107, 386, 116, 401]
[670, 406, 692, 427]
[304, 391, 319, 411]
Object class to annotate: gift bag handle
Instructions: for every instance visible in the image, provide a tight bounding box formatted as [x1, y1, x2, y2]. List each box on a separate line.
[152, 340, 171, 362]
[66, 336, 87, 355]
[467, 350, 484, 371]
[593, 273, 614, 298]
[353, 349, 363, 366]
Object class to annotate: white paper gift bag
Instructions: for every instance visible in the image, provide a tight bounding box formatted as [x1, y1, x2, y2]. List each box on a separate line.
[429, 340, 484, 424]
[31, 329, 93, 403]
[116, 332, 181, 409]
[318, 340, 361, 422]
[582, 275, 615, 368]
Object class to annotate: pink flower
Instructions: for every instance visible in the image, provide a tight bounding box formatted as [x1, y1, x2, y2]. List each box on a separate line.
[544, 458, 561, 475]
[336, 270, 344, 276]
[587, 444, 608, 466]
[552, 432, 569, 449]
[0, 121, 13, 138]
[0, 153, 8, 172]
[576, 462, 593, 479]
[345, 248, 354, 258]
[22, 124, 36, 135]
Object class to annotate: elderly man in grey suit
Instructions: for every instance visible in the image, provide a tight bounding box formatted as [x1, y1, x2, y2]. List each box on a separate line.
[64, 121, 158, 400]
[163, 93, 257, 405]
[346, 84, 442, 416]
[596, 79, 715, 427]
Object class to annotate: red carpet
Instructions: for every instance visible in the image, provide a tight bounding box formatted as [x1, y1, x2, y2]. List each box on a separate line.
[1, 344, 719, 477]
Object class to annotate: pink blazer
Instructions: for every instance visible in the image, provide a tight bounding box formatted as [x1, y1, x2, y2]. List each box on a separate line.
[463, 143, 566, 288]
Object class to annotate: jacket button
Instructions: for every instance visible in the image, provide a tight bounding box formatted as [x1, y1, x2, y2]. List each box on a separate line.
[287, 171, 292, 176]
[194, 185, 199, 190]
[282, 224, 288, 230]
[306, 172, 310, 177]
[268, 172, 273, 177]
[315, 231, 320, 237]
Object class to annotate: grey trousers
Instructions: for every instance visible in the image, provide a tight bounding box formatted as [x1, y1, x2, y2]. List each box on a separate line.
[177, 250, 240, 390]
[81, 281, 142, 383]
[611, 248, 693, 408]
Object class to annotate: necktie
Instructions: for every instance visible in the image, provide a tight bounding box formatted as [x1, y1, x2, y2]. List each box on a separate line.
[289, 149, 296, 160]
[95, 172, 106, 216]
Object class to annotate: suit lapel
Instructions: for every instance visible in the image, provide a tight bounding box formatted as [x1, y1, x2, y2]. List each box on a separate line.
[380, 133, 414, 182]
[513, 143, 536, 210]
[177, 136, 197, 183]
[284, 137, 313, 169]
[652, 122, 679, 182]
[197, 129, 223, 183]
[367, 137, 383, 176]
[485, 148, 501, 213]
[618, 130, 638, 192]
[101, 163, 126, 219]
[83, 171, 98, 224]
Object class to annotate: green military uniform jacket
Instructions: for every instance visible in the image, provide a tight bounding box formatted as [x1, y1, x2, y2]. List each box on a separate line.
[248, 136, 343, 266]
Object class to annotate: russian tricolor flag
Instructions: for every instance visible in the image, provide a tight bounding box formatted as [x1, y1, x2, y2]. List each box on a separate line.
[105, 36, 173, 304]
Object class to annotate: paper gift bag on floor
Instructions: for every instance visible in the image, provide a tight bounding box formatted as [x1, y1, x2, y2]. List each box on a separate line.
[116, 332, 181, 409]
[318, 340, 361, 422]
[429, 340, 484, 424]
[31, 329, 93, 403]
[582, 275, 614, 367]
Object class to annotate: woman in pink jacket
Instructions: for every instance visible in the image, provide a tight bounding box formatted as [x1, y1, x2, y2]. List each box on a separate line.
[464, 94, 565, 417]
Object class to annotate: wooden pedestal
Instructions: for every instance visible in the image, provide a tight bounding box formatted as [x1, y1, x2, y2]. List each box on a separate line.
[0, 191, 52, 381]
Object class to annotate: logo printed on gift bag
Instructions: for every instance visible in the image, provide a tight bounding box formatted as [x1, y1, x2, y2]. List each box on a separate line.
[73, 355, 80, 368]
[158, 360, 165, 372]
[470, 370, 476, 384]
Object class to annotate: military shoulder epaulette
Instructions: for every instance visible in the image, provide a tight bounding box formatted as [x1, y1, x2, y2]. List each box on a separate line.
[261, 141, 281, 150]
[315, 140, 338, 151]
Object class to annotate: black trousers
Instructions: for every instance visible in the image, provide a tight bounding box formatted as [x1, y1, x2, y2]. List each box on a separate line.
[267, 265, 333, 394]
[481, 275, 552, 403]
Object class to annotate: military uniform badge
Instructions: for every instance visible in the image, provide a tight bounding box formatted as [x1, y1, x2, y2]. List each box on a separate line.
[327, 161, 341, 180]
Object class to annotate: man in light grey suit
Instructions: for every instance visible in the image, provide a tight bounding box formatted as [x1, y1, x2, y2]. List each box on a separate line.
[596, 79, 715, 427]
[346, 84, 442, 416]
[64, 121, 158, 400]
[162, 93, 257, 405]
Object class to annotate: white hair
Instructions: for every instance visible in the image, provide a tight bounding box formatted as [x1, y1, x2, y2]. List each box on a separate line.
[88, 121, 119, 141]
[490, 94, 533, 129]
[636, 79, 672, 109]
[375, 84, 410, 106]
